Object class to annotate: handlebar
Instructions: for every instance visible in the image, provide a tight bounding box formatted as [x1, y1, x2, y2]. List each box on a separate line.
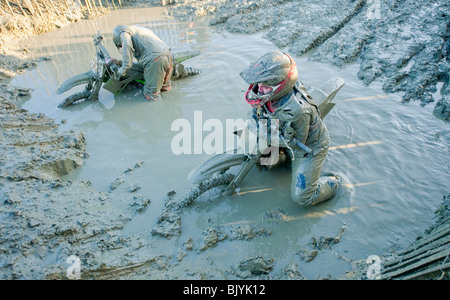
[293, 138, 312, 154]
[93, 31, 113, 61]
[280, 122, 312, 154]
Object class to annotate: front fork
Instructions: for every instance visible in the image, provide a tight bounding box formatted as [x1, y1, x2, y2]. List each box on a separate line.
[222, 152, 263, 196]
[87, 67, 106, 101]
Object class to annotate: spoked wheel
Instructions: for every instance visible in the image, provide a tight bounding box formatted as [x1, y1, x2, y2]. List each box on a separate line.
[179, 173, 236, 208]
[58, 90, 92, 108]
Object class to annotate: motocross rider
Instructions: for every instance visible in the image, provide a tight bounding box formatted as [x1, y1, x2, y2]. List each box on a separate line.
[112, 24, 173, 101]
[240, 50, 340, 207]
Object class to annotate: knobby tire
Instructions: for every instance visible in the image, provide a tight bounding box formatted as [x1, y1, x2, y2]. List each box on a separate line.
[179, 173, 235, 208]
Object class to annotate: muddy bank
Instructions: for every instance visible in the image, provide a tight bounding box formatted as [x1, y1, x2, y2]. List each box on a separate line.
[164, 0, 450, 121]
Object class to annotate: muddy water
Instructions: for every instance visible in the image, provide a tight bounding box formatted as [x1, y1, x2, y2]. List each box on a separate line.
[13, 7, 449, 278]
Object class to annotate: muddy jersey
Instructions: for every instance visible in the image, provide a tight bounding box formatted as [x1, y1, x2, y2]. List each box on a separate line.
[117, 25, 171, 77]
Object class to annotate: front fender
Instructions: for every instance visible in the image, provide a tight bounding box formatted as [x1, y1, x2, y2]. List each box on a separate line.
[172, 49, 201, 63]
[57, 70, 96, 94]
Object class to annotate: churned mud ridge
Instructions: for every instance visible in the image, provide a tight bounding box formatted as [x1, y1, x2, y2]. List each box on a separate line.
[345, 194, 450, 280]
[0, 40, 51, 80]
[1, 179, 127, 279]
[165, 0, 450, 121]
[0, 155, 169, 279]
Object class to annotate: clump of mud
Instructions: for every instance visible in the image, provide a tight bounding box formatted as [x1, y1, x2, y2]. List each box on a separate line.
[296, 226, 346, 263]
[230, 255, 274, 278]
[152, 189, 272, 247]
[198, 224, 272, 251]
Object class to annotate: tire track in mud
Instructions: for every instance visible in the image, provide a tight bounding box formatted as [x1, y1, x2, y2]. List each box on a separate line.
[0, 85, 86, 181]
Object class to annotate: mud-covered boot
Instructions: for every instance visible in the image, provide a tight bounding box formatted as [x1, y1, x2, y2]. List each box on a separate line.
[311, 173, 341, 205]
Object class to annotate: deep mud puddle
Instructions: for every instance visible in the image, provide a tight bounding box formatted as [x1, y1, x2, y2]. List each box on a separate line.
[11, 7, 450, 279]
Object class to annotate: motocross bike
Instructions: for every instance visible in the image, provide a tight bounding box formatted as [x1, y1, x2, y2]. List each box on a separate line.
[179, 77, 345, 207]
[57, 32, 201, 108]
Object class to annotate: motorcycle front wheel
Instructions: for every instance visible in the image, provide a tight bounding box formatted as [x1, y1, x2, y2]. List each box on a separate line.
[178, 173, 236, 208]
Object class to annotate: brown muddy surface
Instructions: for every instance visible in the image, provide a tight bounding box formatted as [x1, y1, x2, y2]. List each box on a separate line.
[0, 0, 449, 280]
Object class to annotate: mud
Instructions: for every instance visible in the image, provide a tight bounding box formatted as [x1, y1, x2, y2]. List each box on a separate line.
[0, 0, 448, 280]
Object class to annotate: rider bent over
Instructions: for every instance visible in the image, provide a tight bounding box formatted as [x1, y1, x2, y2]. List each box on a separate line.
[112, 24, 173, 101]
[240, 50, 340, 206]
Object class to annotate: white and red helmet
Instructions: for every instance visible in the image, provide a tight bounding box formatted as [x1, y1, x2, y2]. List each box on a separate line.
[240, 50, 298, 108]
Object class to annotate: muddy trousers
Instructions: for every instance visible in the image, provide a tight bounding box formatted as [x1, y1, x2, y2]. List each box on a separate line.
[141, 52, 173, 101]
[291, 148, 338, 207]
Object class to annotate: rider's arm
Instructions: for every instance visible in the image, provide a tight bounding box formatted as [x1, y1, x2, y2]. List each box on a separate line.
[117, 32, 134, 77]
